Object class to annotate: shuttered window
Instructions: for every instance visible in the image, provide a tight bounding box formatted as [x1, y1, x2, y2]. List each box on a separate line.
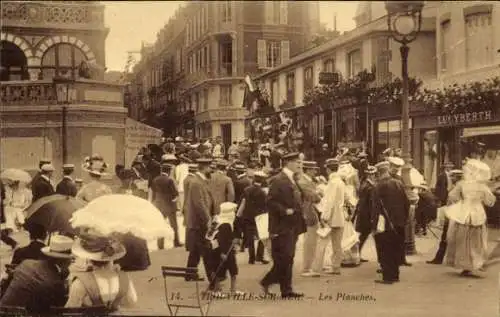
[440, 20, 451, 71]
[465, 12, 493, 69]
[281, 40, 290, 64]
[257, 39, 267, 68]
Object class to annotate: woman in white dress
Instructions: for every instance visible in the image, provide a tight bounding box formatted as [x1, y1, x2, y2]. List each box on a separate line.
[3, 180, 32, 232]
[445, 159, 496, 276]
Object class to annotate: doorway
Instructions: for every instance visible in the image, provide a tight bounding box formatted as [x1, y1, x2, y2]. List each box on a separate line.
[221, 123, 232, 156]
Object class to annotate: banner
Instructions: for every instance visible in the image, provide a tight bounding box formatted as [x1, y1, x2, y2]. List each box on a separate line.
[125, 118, 163, 167]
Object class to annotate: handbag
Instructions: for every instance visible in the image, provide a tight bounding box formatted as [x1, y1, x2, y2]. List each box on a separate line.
[374, 199, 395, 234]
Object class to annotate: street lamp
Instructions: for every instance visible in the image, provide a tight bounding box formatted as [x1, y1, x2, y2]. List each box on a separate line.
[53, 76, 75, 164]
[386, 1, 423, 255]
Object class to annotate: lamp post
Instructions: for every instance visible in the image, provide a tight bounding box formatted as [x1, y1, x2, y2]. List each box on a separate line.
[53, 76, 75, 164]
[386, 1, 423, 255]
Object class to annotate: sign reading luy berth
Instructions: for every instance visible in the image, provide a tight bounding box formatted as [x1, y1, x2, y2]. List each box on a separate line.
[436, 110, 494, 126]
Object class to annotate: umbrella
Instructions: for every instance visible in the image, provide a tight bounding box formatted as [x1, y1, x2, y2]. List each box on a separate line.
[1, 168, 32, 183]
[70, 194, 173, 241]
[24, 194, 87, 234]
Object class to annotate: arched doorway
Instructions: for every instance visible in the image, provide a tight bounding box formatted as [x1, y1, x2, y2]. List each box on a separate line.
[41, 43, 87, 80]
[0, 40, 29, 81]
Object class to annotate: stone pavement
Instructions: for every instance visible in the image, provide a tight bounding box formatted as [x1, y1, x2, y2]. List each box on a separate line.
[1, 220, 499, 317]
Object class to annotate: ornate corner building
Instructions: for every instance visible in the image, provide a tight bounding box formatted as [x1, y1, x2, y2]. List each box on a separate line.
[1, 1, 126, 178]
[128, 1, 320, 147]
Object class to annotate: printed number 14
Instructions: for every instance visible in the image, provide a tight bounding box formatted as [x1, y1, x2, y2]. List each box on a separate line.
[171, 292, 181, 300]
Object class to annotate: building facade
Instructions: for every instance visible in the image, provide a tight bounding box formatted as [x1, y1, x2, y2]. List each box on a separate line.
[1, 1, 126, 179]
[128, 1, 320, 148]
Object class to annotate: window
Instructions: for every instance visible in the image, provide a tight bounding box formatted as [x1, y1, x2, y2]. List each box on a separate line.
[221, 1, 232, 23]
[265, 1, 287, 24]
[41, 43, 87, 80]
[440, 20, 451, 71]
[220, 41, 232, 76]
[220, 85, 232, 107]
[1, 41, 29, 81]
[271, 78, 278, 107]
[465, 12, 493, 69]
[376, 119, 413, 159]
[286, 72, 295, 103]
[347, 49, 362, 78]
[203, 89, 209, 110]
[323, 58, 335, 72]
[267, 41, 281, 68]
[304, 66, 314, 92]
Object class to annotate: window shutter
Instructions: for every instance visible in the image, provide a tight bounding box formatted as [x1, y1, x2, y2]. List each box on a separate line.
[281, 40, 290, 64]
[265, 1, 273, 24]
[257, 39, 267, 68]
[280, 1, 288, 25]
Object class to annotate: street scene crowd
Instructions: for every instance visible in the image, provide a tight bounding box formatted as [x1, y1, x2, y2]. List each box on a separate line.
[0, 135, 499, 316]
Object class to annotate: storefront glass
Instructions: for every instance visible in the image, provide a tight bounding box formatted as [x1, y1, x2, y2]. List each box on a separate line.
[461, 125, 500, 180]
[375, 119, 413, 159]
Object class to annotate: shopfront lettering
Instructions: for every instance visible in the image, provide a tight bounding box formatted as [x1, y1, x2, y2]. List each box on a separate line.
[212, 110, 238, 119]
[436, 111, 493, 126]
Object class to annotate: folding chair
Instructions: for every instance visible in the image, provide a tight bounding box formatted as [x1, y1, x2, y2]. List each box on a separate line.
[161, 266, 211, 316]
[0, 306, 28, 316]
[50, 305, 109, 316]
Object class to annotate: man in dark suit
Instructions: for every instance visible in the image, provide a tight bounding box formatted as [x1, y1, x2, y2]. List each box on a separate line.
[31, 164, 55, 202]
[208, 159, 235, 215]
[184, 158, 215, 282]
[260, 152, 305, 299]
[29, 158, 52, 189]
[0, 235, 74, 314]
[152, 157, 181, 248]
[143, 153, 162, 201]
[233, 163, 252, 205]
[371, 161, 410, 284]
[434, 162, 454, 206]
[354, 165, 377, 262]
[11, 223, 47, 265]
[56, 164, 77, 197]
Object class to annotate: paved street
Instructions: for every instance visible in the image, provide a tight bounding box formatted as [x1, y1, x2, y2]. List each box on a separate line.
[1, 220, 499, 317]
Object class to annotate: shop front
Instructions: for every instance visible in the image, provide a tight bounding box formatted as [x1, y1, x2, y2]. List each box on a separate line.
[413, 109, 500, 188]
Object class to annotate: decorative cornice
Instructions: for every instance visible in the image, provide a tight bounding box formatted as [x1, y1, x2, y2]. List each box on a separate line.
[1, 122, 125, 129]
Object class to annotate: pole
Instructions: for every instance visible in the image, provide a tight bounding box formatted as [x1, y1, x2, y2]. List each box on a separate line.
[62, 104, 68, 164]
[400, 43, 416, 255]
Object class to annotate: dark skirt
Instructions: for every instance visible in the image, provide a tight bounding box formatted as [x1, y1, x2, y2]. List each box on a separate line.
[116, 233, 151, 271]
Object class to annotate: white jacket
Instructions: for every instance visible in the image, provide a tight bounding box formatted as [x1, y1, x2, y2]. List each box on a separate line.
[174, 163, 189, 193]
[318, 173, 355, 228]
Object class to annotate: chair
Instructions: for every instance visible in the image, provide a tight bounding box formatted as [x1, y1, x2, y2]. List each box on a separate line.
[50, 305, 109, 316]
[161, 266, 211, 316]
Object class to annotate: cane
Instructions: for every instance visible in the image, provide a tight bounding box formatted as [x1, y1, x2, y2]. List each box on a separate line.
[204, 240, 237, 295]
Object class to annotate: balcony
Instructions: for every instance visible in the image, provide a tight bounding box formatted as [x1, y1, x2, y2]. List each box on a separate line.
[2, 1, 106, 31]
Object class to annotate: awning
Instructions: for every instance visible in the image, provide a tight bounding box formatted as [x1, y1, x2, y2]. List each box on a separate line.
[462, 125, 500, 138]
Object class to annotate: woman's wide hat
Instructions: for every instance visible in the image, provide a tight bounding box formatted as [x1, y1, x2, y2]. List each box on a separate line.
[72, 229, 126, 262]
[82, 154, 108, 176]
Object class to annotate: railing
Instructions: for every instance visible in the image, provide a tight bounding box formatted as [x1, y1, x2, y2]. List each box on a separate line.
[2, 1, 105, 30]
[1, 79, 124, 107]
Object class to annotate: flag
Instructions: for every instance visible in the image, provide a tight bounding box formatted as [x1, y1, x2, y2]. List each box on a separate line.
[242, 75, 259, 111]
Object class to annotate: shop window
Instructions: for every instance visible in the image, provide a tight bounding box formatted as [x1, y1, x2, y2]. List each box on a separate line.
[375, 119, 413, 159]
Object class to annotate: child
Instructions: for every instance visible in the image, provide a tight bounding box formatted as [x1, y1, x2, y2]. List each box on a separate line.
[206, 202, 243, 298]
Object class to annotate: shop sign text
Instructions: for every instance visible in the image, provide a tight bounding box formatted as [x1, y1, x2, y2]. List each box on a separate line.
[436, 110, 493, 126]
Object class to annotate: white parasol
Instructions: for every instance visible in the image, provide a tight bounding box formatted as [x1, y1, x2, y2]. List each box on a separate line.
[1, 168, 32, 183]
[70, 194, 173, 241]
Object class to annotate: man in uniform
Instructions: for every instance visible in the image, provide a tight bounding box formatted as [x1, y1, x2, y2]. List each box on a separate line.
[56, 164, 77, 197]
[260, 152, 305, 299]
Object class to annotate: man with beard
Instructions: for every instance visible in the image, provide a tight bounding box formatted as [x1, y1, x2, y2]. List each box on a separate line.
[372, 161, 410, 284]
[184, 158, 215, 282]
[260, 152, 305, 299]
[354, 165, 377, 262]
[152, 155, 182, 248]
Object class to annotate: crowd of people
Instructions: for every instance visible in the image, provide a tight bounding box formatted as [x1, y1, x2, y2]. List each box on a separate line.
[0, 134, 497, 314]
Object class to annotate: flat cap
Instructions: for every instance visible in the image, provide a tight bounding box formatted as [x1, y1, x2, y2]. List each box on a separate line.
[41, 164, 55, 172]
[365, 165, 377, 174]
[62, 164, 75, 169]
[375, 161, 390, 171]
[282, 152, 300, 161]
[324, 158, 339, 168]
[302, 161, 319, 169]
[387, 156, 405, 167]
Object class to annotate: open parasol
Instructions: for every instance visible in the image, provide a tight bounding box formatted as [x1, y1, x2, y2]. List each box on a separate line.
[70, 194, 173, 241]
[1, 168, 32, 183]
[24, 194, 87, 234]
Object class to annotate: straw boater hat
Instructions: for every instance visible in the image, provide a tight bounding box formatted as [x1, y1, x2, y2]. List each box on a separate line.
[161, 154, 179, 165]
[41, 163, 55, 172]
[72, 229, 126, 262]
[41, 235, 74, 259]
[63, 164, 75, 171]
[187, 164, 198, 174]
[324, 158, 339, 169]
[302, 161, 319, 170]
[83, 154, 108, 176]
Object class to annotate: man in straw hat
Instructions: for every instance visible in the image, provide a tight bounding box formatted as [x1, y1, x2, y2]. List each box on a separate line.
[30, 158, 52, 188]
[260, 152, 305, 299]
[371, 160, 410, 284]
[31, 163, 55, 202]
[183, 157, 215, 282]
[209, 159, 235, 216]
[296, 161, 323, 277]
[152, 156, 182, 249]
[0, 235, 74, 314]
[56, 164, 77, 197]
[354, 165, 378, 262]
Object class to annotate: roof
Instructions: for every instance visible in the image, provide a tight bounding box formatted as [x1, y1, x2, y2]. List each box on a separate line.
[255, 16, 387, 80]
